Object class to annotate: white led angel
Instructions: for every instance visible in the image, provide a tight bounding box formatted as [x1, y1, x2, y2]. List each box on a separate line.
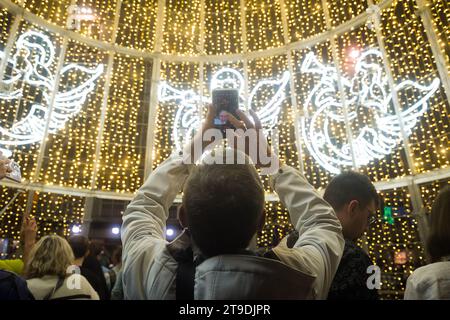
[0, 30, 104, 157]
[159, 67, 290, 151]
[300, 48, 440, 174]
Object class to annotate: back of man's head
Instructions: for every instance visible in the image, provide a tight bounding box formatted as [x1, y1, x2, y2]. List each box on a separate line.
[68, 235, 89, 259]
[182, 159, 265, 257]
[324, 171, 378, 212]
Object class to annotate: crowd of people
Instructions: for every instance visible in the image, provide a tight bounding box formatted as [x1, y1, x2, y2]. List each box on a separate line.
[0, 216, 123, 300]
[0, 224, 123, 300]
[0, 105, 449, 300]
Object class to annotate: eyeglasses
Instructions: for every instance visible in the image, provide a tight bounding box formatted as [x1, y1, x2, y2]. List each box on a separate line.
[367, 210, 377, 226]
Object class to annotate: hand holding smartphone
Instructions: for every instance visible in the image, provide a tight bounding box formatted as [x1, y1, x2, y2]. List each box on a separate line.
[211, 89, 240, 133]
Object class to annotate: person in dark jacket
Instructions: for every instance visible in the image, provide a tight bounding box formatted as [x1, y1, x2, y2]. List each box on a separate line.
[288, 171, 380, 300]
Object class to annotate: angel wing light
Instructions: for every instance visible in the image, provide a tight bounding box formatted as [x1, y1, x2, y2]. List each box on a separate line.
[300, 49, 440, 174]
[0, 30, 104, 157]
[159, 68, 290, 151]
[249, 71, 290, 135]
[158, 81, 208, 151]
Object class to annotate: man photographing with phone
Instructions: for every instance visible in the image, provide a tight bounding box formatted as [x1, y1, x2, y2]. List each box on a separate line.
[121, 100, 344, 299]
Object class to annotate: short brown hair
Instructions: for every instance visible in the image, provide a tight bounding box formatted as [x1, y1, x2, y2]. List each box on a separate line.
[324, 171, 379, 211]
[427, 186, 450, 262]
[25, 235, 74, 279]
[183, 163, 264, 257]
[68, 235, 89, 259]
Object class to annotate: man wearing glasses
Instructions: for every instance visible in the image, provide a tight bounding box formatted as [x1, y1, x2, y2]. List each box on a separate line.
[287, 171, 380, 300]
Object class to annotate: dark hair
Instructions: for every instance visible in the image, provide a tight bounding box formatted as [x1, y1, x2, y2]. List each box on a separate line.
[427, 186, 450, 263]
[88, 241, 102, 257]
[324, 171, 378, 211]
[112, 246, 122, 265]
[68, 235, 89, 259]
[183, 164, 265, 257]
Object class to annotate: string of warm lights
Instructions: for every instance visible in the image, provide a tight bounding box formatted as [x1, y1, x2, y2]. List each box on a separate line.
[0, 0, 448, 299]
[116, 0, 158, 51]
[257, 201, 293, 249]
[74, 0, 116, 42]
[30, 191, 85, 239]
[293, 41, 340, 188]
[419, 179, 450, 214]
[95, 54, 148, 192]
[0, 187, 84, 258]
[285, 0, 327, 41]
[17, 0, 70, 27]
[204, 0, 242, 55]
[362, 187, 425, 298]
[38, 38, 107, 189]
[328, 0, 368, 26]
[162, 0, 202, 55]
[429, 0, 448, 67]
[153, 61, 200, 170]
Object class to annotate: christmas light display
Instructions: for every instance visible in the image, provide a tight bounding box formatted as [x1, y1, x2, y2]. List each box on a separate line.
[159, 67, 289, 150]
[0, 30, 104, 157]
[0, 0, 448, 299]
[300, 48, 440, 174]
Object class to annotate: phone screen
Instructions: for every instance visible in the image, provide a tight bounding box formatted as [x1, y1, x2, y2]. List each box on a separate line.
[212, 89, 239, 128]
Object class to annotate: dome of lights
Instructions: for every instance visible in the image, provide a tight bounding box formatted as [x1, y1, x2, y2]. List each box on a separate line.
[0, 0, 449, 299]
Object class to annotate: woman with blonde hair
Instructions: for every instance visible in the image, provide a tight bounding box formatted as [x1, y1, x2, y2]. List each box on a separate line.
[405, 186, 450, 299]
[25, 235, 99, 300]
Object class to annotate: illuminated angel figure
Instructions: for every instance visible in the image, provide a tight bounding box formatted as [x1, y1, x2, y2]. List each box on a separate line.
[0, 30, 104, 157]
[300, 48, 440, 174]
[159, 67, 290, 151]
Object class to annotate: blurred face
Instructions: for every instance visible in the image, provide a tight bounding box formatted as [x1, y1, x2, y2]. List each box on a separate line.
[219, 111, 228, 124]
[339, 199, 377, 241]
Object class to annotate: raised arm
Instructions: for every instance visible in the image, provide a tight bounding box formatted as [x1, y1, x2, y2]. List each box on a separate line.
[121, 152, 191, 298]
[22, 216, 37, 266]
[121, 154, 191, 251]
[121, 104, 220, 298]
[271, 167, 344, 299]
[122, 103, 221, 248]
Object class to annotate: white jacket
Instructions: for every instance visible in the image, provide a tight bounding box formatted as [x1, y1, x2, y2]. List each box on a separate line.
[404, 260, 450, 300]
[27, 275, 99, 300]
[121, 153, 344, 299]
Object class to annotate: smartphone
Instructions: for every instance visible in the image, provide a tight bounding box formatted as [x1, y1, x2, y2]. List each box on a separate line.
[212, 89, 239, 132]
